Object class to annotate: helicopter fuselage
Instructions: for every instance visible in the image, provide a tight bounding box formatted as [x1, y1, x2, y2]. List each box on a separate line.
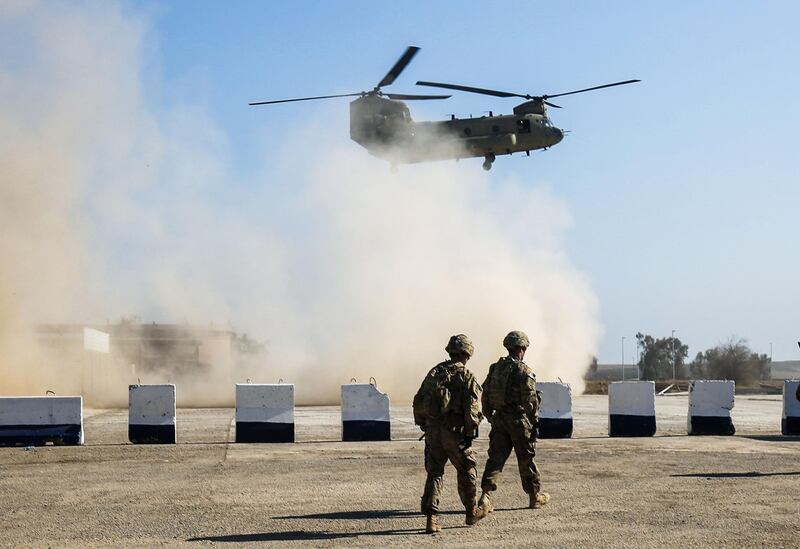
[349, 95, 563, 166]
[251, 46, 637, 171]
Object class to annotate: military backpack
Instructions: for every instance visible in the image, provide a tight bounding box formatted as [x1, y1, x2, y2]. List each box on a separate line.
[413, 363, 457, 425]
[485, 358, 517, 411]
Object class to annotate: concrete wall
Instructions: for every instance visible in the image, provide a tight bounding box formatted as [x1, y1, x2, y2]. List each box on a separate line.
[0, 396, 83, 446]
[341, 383, 390, 441]
[608, 381, 656, 437]
[688, 380, 735, 435]
[236, 384, 295, 443]
[128, 384, 177, 444]
[781, 380, 800, 435]
[538, 382, 573, 438]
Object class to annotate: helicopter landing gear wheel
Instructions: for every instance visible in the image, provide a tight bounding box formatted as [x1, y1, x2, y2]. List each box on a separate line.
[482, 153, 496, 171]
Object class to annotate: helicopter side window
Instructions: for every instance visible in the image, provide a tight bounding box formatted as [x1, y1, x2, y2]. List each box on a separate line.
[517, 119, 531, 134]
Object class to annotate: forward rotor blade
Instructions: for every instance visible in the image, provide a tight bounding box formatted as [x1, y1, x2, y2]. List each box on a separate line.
[377, 46, 420, 89]
[544, 100, 562, 109]
[249, 92, 363, 106]
[416, 80, 527, 99]
[544, 79, 641, 99]
[386, 93, 451, 100]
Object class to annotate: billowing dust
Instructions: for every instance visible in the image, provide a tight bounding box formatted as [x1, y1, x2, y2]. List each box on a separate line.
[0, 2, 600, 406]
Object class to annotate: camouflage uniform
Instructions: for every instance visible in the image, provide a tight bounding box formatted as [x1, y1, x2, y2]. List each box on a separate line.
[414, 337, 483, 517]
[480, 332, 543, 499]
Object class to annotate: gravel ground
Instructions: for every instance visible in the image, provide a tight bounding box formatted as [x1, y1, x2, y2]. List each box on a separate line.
[1, 395, 798, 548]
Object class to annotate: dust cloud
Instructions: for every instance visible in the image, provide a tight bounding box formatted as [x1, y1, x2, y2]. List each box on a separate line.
[0, 2, 599, 406]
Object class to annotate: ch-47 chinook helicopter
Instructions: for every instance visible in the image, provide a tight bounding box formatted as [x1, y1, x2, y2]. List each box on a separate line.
[250, 46, 639, 170]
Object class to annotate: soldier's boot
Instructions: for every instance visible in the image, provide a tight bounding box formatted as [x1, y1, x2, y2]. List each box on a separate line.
[426, 514, 442, 534]
[529, 492, 550, 509]
[478, 491, 494, 514]
[465, 502, 488, 526]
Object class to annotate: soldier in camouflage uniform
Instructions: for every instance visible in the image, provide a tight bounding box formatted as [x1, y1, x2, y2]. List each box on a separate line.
[413, 334, 487, 534]
[478, 330, 550, 513]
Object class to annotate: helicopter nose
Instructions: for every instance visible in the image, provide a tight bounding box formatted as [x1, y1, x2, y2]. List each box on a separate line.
[550, 127, 564, 144]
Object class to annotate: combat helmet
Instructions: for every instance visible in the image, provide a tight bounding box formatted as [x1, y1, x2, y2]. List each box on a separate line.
[445, 334, 474, 357]
[503, 330, 530, 350]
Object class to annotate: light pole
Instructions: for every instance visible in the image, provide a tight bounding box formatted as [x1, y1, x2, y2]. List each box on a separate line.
[671, 329, 676, 382]
[770, 342, 773, 361]
[621, 336, 626, 381]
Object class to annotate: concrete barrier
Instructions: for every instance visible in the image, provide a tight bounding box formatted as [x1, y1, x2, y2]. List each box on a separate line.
[688, 380, 735, 435]
[236, 384, 295, 443]
[537, 382, 573, 438]
[608, 381, 656, 437]
[0, 397, 83, 446]
[128, 384, 176, 444]
[341, 383, 390, 441]
[781, 380, 800, 435]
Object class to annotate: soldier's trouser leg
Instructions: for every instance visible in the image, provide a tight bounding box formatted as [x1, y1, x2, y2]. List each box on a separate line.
[480, 423, 513, 493]
[511, 434, 541, 495]
[441, 428, 478, 510]
[421, 426, 448, 515]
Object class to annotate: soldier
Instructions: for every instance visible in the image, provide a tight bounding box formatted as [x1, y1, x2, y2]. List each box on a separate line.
[413, 334, 487, 534]
[478, 330, 550, 514]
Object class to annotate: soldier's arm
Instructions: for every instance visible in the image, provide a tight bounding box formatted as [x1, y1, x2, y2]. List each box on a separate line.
[463, 374, 483, 438]
[519, 366, 539, 421]
[412, 367, 434, 427]
[481, 366, 494, 420]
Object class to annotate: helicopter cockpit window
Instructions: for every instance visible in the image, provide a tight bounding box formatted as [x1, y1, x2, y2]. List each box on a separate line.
[517, 119, 531, 134]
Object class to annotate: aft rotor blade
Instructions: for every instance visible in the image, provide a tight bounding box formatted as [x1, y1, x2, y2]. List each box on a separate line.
[249, 92, 363, 106]
[544, 79, 641, 99]
[386, 93, 451, 100]
[377, 46, 420, 88]
[416, 80, 527, 99]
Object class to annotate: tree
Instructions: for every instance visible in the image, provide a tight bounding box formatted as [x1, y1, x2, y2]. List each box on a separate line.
[690, 338, 770, 385]
[636, 332, 689, 380]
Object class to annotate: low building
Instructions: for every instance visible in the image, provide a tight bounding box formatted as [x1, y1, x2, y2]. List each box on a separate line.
[32, 321, 264, 406]
[770, 360, 800, 380]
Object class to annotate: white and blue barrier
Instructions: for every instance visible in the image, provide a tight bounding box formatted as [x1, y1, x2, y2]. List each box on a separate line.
[608, 381, 656, 437]
[537, 382, 573, 438]
[688, 380, 735, 435]
[128, 384, 176, 444]
[0, 396, 83, 446]
[236, 384, 295, 443]
[781, 380, 800, 435]
[341, 382, 390, 441]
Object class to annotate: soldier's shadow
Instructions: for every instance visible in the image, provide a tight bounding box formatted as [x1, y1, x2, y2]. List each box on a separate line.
[273, 509, 435, 520]
[188, 508, 523, 542]
[273, 508, 521, 520]
[187, 529, 421, 542]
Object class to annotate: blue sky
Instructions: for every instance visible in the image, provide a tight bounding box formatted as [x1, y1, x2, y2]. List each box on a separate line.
[127, 1, 798, 362]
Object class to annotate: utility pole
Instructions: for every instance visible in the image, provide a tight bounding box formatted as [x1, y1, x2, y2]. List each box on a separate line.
[621, 336, 626, 381]
[671, 329, 676, 382]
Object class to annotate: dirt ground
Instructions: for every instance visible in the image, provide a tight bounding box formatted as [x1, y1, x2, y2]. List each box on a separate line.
[1, 395, 798, 548]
